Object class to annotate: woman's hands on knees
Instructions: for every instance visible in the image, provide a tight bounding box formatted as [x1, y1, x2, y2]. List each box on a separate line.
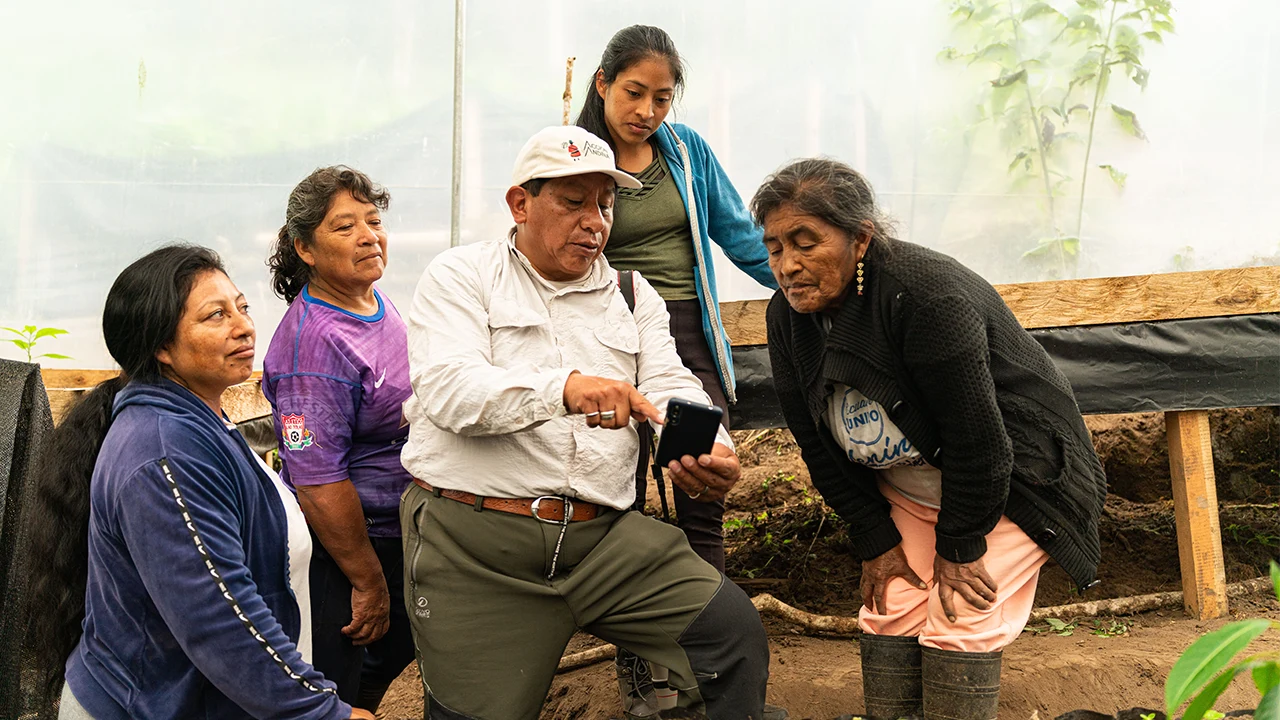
[933, 556, 999, 623]
[860, 544, 928, 615]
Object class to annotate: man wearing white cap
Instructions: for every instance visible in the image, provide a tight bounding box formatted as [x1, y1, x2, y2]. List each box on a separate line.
[398, 126, 769, 719]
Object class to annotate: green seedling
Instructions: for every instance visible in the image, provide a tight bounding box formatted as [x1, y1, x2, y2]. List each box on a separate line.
[3, 325, 72, 363]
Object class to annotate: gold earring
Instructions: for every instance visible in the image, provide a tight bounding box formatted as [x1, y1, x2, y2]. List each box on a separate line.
[857, 261, 864, 296]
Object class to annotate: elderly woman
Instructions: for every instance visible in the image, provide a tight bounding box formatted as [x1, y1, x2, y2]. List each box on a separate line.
[23, 245, 368, 719]
[753, 159, 1106, 720]
[263, 166, 415, 712]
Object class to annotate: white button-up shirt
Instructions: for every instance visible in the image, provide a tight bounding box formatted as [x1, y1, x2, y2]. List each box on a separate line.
[400, 231, 732, 511]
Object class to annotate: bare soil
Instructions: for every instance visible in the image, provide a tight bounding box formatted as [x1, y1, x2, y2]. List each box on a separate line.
[377, 409, 1280, 719]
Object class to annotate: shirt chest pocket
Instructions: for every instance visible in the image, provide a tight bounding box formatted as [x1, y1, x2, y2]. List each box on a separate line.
[591, 321, 640, 382]
[488, 301, 558, 369]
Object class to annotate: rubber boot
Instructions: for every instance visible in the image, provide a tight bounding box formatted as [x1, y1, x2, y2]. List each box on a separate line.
[859, 634, 923, 719]
[921, 647, 1002, 720]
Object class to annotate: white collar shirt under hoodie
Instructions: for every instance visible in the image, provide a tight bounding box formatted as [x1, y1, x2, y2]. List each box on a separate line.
[400, 230, 732, 511]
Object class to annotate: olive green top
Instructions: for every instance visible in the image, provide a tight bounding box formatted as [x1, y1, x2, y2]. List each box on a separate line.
[605, 151, 698, 301]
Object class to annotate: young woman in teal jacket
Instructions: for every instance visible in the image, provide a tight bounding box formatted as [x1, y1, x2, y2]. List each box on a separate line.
[575, 24, 778, 574]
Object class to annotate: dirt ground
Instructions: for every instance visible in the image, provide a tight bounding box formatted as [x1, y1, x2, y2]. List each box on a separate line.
[377, 408, 1280, 719]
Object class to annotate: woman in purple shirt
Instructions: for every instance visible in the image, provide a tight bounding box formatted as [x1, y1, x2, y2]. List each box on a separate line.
[264, 166, 415, 713]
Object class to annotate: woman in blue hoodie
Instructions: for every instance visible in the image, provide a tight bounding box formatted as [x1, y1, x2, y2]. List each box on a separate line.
[21, 245, 370, 720]
[575, 24, 777, 571]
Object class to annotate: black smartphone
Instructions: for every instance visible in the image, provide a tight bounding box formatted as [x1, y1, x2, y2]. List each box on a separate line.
[654, 398, 724, 466]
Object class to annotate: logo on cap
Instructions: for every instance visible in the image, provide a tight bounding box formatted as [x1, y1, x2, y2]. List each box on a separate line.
[566, 141, 582, 159]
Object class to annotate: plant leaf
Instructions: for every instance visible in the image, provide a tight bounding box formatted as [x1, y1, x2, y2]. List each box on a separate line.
[1047, 618, 1068, 630]
[1142, 30, 1164, 44]
[1042, 116, 1057, 147]
[1065, 14, 1100, 33]
[33, 327, 68, 340]
[1166, 619, 1271, 714]
[1153, 18, 1175, 33]
[1255, 663, 1280, 697]
[1131, 65, 1150, 90]
[1257, 683, 1280, 720]
[1099, 164, 1127, 189]
[6, 339, 31, 350]
[992, 68, 1027, 87]
[1111, 104, 1148, 140]
[1008, 150, 1030, 173]
[1182, 667, 1239, 720]
[1, 326, 24, 336]
[1022, 2, 1061, 20]
[23, 325, 36, 334]
[991, 85, 1015, 118]
[35, 353, 72, 360]
[1270, 559, 1279, 601]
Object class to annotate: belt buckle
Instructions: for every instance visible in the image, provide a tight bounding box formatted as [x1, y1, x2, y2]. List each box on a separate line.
[530, 496, 573, 524]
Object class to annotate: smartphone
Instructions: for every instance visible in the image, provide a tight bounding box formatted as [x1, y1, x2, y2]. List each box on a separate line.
[654, 398, 724, 467]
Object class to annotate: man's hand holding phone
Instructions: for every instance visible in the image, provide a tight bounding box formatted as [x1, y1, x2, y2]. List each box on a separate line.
[666, 442, 740, 503]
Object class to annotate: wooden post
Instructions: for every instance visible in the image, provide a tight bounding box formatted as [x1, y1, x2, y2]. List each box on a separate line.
[1165, 410, 1228, 619]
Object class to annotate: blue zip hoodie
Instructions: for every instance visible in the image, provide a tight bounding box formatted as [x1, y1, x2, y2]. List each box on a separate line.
[652, 123, 779, 403]
[64, 379, 349, 720]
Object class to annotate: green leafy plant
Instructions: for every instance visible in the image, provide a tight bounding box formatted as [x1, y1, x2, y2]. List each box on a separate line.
[941, 0, 1174, 278]
[1091, 618, 1131, 637]
[1165, 560, 1280, 719]
[3, 325, 72, 363]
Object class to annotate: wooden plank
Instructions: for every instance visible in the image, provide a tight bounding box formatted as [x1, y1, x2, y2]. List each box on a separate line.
[1166, 409, 1228, 620]
[994, 266, 1280, 329]
[41, 368, 119, 390]
[45, 376, 270, 426]
[721, 299, 770, 347]
[223, 380, 272, 424]
[46, 389, 85, 426]
[721, 266, 1280, 345]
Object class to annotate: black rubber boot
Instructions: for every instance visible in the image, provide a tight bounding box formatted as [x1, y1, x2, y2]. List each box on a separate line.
[921, 647, 1002, 720]
[859, 634, 923, 719]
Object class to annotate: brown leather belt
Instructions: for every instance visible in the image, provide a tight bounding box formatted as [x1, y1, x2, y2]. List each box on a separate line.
[412, 477, 600, 523]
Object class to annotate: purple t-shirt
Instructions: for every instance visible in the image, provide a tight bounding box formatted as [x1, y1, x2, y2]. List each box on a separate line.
[262, 286, 412, 537]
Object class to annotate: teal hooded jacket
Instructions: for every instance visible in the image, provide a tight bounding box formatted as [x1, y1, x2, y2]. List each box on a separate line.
[652, 122, 778, 403]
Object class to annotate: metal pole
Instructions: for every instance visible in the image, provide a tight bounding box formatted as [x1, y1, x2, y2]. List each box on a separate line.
[449, 0, 466, 247]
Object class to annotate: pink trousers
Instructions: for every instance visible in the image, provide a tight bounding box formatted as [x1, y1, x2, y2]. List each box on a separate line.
[856, 483, 1049, 652]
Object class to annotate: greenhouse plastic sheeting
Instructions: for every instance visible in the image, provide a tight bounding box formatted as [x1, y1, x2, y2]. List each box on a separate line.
[729, 313, 1280, 430]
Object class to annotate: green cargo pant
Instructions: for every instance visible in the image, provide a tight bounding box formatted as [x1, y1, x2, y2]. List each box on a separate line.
[400, 484, 768, 720]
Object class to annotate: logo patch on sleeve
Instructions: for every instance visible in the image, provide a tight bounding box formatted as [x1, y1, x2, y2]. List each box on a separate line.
[281, 413, 315, 450]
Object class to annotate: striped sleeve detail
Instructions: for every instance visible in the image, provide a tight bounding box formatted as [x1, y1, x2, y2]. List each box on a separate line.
[157, 458, 335, 696]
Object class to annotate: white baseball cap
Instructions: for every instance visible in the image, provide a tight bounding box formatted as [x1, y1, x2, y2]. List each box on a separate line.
[511, 126, 642, 190]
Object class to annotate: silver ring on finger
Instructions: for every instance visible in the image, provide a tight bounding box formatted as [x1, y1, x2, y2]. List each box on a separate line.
[688, 485, 706, 499]
[585, 411, 601, 417]
[599, 410, 617, 422]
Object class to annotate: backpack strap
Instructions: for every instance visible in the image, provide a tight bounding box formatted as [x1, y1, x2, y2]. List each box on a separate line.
[618, 270, 637, 312]
[616, 271, 669, 520]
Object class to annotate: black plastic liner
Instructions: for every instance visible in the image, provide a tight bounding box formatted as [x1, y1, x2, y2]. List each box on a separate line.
[730, 313, 1280, 430]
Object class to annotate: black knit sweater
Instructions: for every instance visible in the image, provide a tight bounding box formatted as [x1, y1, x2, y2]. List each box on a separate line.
[766, 238, 1107, 589]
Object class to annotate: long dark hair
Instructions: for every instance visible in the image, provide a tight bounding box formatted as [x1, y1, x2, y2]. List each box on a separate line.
[573, 25, 686, 153]
[22, 244, 225, 699]
[267, 165, 391, 304]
